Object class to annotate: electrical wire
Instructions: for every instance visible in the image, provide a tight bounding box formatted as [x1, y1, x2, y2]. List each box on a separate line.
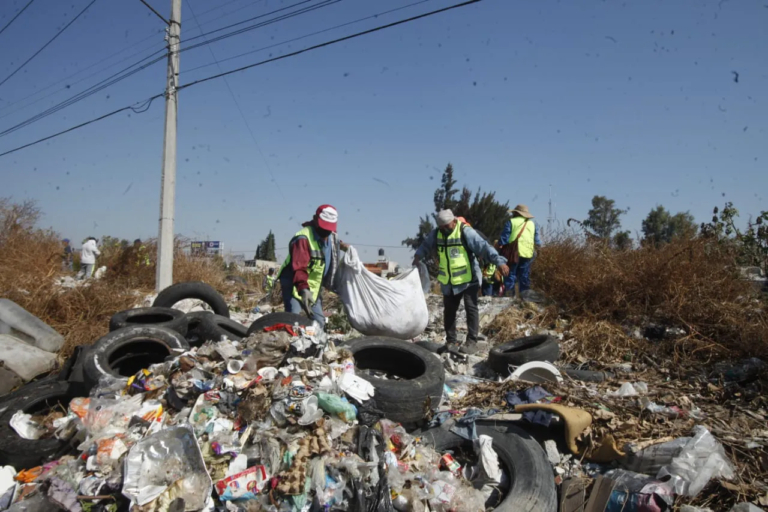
[0, 0, 35, 37]
[181, 0, 341, 52]
[1, 0, 337, 135]
[0, 0, 99, 88]
[0, 50, 167, 138]
[0, 94, 162, 158]
[186, 0, 290, 206]
[0, 0, 482, 159]
[185, 0, 314, 44]
[138, 0, 170, 25]
[179, 0, 479, 91]
[0, 42, 166, 120]
[183, 0, 434, 75]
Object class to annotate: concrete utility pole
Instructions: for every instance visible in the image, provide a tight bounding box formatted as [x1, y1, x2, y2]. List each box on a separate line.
[156, 0, 182, 292]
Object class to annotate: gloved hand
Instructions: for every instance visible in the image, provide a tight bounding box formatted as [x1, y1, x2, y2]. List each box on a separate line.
[299, 288, 313, 317]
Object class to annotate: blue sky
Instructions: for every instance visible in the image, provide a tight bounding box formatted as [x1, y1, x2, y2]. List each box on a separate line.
[1, 0, 766, 266]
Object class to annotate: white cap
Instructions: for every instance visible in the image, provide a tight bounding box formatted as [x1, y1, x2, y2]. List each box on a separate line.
[436, 209, 455, 227]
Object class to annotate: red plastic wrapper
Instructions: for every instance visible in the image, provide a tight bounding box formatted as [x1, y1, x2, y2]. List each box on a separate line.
[440, 454, 461, 474]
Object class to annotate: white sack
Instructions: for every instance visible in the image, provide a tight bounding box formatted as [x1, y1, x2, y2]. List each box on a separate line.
[335, 246, 428, 339]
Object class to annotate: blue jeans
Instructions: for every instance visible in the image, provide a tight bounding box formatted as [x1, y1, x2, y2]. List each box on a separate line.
[482, 281, 501, 297]
[503, 257, 533, 294]
[280, 277, 325, 328]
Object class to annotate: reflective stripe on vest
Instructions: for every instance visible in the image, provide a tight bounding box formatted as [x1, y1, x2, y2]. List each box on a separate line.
[509, 217, 535, 258]
[436, 222, 472, 286]
[483, 263, 497, 280]
[277, 226, 326, 301]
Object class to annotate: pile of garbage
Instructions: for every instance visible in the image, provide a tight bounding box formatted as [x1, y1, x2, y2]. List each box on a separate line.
[0, 282, 531, 512]
[2, 270, 766, 512]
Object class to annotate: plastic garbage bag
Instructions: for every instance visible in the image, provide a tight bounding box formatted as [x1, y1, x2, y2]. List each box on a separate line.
[122, 426, 212, 509]
[657, 426, 736, 497]
[334, 246, 428, 339]
[729, 504, 763, 512]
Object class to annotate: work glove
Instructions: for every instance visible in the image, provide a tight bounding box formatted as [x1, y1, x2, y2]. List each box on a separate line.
[299, 288, 313, 317]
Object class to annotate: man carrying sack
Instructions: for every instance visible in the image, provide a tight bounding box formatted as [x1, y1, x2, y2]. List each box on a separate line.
[498, 204, 542, 297]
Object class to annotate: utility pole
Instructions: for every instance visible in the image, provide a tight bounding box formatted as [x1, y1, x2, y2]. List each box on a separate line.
[156, 0, 182, 292]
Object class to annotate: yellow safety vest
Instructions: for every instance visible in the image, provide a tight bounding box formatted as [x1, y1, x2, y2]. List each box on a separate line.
[508, 217, 535, 259]
[483, 264, 497, 281]
[436, 222, 472, 286]
[278, 227, 326, 301]
[136, 246, 150, 266]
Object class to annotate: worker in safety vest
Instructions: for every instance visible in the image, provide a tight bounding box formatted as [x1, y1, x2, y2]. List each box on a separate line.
[413, 209, 509, 354]
[278, 205, 346, 328]
[498, 204, 542, 296]
[133, 239, 151, 267]
[481, 261, 502, 297]
[263, 268, 276, 293]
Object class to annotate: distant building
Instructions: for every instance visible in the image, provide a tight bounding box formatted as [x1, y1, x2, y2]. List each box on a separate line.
[364, 249, 400, 277]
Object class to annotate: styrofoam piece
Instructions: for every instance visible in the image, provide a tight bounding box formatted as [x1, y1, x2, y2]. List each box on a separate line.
[0, 298, 64, 352]
[0, 334, 57, 381]
[508, 361, 563, 384]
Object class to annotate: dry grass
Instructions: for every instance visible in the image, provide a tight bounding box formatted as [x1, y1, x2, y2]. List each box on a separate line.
[0, 199, 266, 359]
[532, 236, 768, 361]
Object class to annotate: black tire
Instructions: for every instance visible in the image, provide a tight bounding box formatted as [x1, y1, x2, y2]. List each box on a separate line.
[419, 424, 557, 512]
[185, 311, 214, 347]
[83, 326, 189, 388]
[246, 312, 312, 336]
[109, 307, 189, 336]
[345, 337, 444, 425]
[198, 314, 248, 343]
[153, 281, 230, 318]
[0, 380, 82, 470]
[487, 335, 560, 375]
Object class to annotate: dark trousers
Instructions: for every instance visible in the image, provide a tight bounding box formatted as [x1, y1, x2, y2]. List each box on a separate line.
[444, 284, 480, 344]
[481, 281, 502, 297]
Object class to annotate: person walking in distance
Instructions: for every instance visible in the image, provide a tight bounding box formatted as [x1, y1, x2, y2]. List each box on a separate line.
[498, 204, 541, 297]
[277, 205, 348, 328]
[78, 237, 100, 280]
[413, 209, 509, 354]
[61, 239, 74, 272]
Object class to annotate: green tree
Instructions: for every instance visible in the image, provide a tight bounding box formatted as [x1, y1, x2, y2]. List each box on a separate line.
[641, 206, 697, 246]
[613, 231, 633, 250]
[402, 163, 510, 272]
[255, 231, 277, 262]
[584, 195, 627, 240]
[701, 202, 768, 272]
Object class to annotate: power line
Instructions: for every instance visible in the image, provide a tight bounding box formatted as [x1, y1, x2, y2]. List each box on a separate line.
[0, 41, 166, 120]
[181, 0, 341, 52]
[0, 94, 162, 158]
[185, 0, 314, 44]
[183, 0, 434, 75]
[179, 0, 479, 91]
[1, 0, 336, 136]
[0, 0, 481, 158]
[0, 50, 166, 138]
[186, 0, 289, 206]
[0, 0, 35, 37]
[0, 0, 99, 88]
[192, 0, 267, 30]
[138, 0, 170, 25]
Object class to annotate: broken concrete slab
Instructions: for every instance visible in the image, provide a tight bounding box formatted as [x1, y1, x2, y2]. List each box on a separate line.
[0, 299, 65, 353]
[0, 334, 57, 381]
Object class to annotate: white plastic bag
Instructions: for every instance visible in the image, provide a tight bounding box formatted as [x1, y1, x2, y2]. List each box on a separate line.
[657, 426, 736, 497]
[335, 246, 428, 339]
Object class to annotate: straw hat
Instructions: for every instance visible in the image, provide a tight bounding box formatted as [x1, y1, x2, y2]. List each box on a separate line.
[509, 204, 534, 219]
